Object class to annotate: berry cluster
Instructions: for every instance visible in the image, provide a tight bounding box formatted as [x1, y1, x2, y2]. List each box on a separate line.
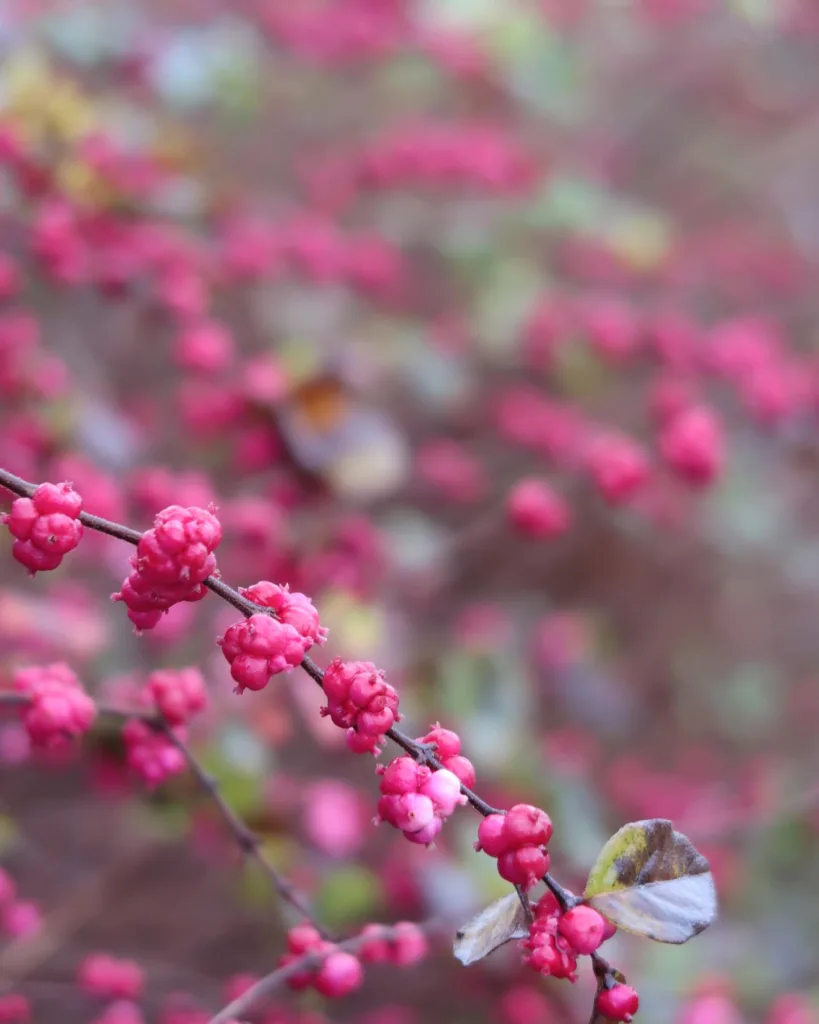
[376, 756, 466, 846]
[416, 723, 476, 788]
[146, 667, 208, 726]
[279, 924, 364, 999]
[1, 481, 83, 574]
[112, 505, 223, 631]
[359, 922, 428, 966]
[78, 954, 145, 1000]
[12, 662, 96, 748]
[475, 805, 553, 889]
[522, 893, 610, 982]
[217, 582, 325, 693]
[122, 719, 186, 788]
[320, 659, 401, 754]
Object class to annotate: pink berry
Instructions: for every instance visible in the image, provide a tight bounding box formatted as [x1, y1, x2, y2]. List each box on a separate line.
[497, 846, 550, 888]
[0, 868, 16, 903]
[287, 923, 324, 955]
[0, 993, 29, 1023]
[596, 984, 640, 1022]
[503, 804, 553, 848]
[402, 816, 443, 846]
[390, 922, 428, 966]
[440, 753, 476, 788]
[378, 756, 424, 795]
[507, 479, 571, 539]
[419, 768, 465, 818]
[174, 320, 234, 374]
[475, 814, 509, 857]
[147, 667, 207, 725]
[417, 723, 461, 758]
[31, 481, 82, 518]
[659, 405, 724, 487]
[241, 581, 328, 647]
[586, 434, 650, 505]
[558, 905, 607, 955]
[313, 951, 364, 998]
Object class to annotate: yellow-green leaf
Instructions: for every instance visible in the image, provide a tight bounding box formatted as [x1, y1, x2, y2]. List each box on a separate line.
[585, 818, 717, 944]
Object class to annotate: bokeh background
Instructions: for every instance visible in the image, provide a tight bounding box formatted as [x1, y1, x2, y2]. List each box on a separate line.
[2, 1, 819, 1022]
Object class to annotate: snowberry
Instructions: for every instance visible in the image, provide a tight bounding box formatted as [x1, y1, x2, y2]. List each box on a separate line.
[122, 719, 186, 787]
[112, 505, 222, 630]
[12, 663, 96, 748]
[416, 723, 476, 787]
[558, 905, 607, 955]
[321, 659, 400, 749]
[507, 478, 571, 540]
[2, 481, 84, 574]
[0, 993, 29, 1023]
[475, 814, 509, 857]
[497, 846, 550, 888]
[659, 405, 724, 487]
[78, 954, 144, 1000]
[147, 667, 207, 725]
[313, 951, 364, 998]
[240, 581, 328, 647]
[586, 433, 650, 505]
[596, 984, 640, 1022]
[219, 614, 311, 693]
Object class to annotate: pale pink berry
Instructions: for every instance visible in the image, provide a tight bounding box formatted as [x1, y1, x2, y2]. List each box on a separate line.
[402, 816, 443, 846]
[380, 793, 435, 834]
[419, 768, 465, 818]
[313, 951, 364, 998]
[558, 905, 607, 955]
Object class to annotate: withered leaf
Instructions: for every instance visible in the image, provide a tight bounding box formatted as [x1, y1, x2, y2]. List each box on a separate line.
[584, 818, 717, 944]
[453, 892, 531, 966]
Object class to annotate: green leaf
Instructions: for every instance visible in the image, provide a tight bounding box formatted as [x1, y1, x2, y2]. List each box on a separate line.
[585, 819, 717, 944]
[453, 892, 531, 966]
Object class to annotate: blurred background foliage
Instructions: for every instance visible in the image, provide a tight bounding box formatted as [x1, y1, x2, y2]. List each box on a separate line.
[2, 0, 819, 1022]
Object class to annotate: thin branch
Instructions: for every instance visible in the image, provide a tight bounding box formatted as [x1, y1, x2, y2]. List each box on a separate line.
[207, 922, 438, 1024]
[0, 690, 329, 938]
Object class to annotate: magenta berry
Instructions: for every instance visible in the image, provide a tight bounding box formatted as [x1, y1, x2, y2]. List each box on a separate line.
[12, 663, 96, 748]
[0, 993, 29, 1023]
[557, 904, 607, 955]
[219, 614, 310, 692]
[147, 667, 207, 725]
[506, 478, 571, 539]
[241, 581, 328, 647]
[497, 845, 550, 888]
[659, 405, 724, 486]
[2, 481, 84, 574]
[417, 723, 461, 759]
[586, 433, 650, 504]
[313, 950, 364, 998]
[122, 719, 186, 788]
[475, 814, 509, 856]
[321, 658, 400, 748]
[78, 954, 145, 1000]
[596, 984, 640, 1022]
[503, 804, 553, 847]
[419, 768, 466, 817]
